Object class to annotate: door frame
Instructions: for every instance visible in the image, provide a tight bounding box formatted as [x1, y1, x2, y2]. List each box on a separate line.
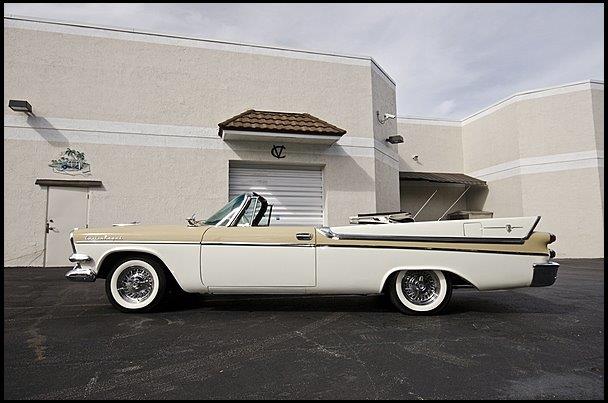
[36, 179, 102, 267]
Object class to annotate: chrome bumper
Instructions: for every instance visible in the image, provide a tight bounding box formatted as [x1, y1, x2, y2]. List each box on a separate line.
[65, 253, 96, 282]
[531, 261, 559, 287]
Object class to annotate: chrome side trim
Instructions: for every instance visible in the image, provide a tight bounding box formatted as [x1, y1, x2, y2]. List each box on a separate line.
[317, 228, 527, 244]
[69, 253, 92, 262]
[202, 242, 314, 247]
[315, 244, 548, 256]
[65, 265, 96, 282]
[77, 241, 201, 244]
[317, 227, 339, 239]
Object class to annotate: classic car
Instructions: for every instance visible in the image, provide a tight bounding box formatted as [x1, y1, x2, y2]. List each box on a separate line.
[66, 192, 559, 314]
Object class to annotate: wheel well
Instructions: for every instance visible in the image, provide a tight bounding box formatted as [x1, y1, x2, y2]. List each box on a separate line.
[381, 269, 476, 294]
[96, 251, 177, 287]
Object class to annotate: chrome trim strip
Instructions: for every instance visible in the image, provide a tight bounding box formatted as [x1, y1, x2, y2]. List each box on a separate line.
[315, 244, 548, 256]
[69, 253, 92, 262]
[77, 241, 201, 245]
[202, 242, 314, 247]
[533, 261, 560, 269]
[318, 231, 528, 245]
[318, 217, 541, 245]
[317, 227, 338, 239]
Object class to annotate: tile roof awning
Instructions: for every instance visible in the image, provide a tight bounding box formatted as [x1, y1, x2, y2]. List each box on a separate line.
[218, 109, 346, 144]
[399, 171, 487, 187]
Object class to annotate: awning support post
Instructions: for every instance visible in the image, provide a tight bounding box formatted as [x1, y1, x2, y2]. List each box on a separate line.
[438, 186, 470, 221]
[413, 189, 438, 219]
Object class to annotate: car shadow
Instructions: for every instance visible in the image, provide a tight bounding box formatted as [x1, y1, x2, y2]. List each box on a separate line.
[157, 290, 573, 315]
[159, 293, 396, 313]
[444, 290, 573, 315]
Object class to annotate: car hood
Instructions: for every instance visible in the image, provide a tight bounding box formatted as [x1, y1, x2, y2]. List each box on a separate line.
[72, 224, 210, 243]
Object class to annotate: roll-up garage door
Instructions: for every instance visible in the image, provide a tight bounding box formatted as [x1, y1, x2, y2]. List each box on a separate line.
[229, 163, 323, 226]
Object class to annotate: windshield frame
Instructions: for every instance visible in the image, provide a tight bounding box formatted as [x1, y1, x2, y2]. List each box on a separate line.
[201, 194, 248, 226]
[201, 192, 269, 227]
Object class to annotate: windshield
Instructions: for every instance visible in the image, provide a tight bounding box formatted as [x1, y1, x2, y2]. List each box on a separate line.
[202, 194, 245, 226]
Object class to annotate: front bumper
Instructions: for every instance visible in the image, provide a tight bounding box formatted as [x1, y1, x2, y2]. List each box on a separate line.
[65, 253, 96, 282]
[65, 265, 96, 282]
[530, 261, 559, 287]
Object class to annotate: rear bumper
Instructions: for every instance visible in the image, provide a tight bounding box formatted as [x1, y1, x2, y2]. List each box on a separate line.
[530, 261, 559, 287]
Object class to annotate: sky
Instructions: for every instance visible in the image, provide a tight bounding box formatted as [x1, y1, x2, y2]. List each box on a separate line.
[4, 3, 604, 120]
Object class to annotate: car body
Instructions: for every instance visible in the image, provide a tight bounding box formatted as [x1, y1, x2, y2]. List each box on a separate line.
[66, 192, 559, 314]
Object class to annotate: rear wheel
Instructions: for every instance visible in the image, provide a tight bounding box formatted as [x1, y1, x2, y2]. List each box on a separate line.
[105, 256, 167, 313]
[388, 269, 452, 315]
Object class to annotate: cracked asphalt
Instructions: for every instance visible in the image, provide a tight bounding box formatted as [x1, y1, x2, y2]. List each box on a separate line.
[3, 259, 604, 399]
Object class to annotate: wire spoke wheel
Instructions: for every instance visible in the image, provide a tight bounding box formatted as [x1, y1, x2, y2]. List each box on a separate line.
[401, 270, 441, 306]
[116, 265, 155, 303]
[390, 269, 452, 315]
[107, 257, 167, 312]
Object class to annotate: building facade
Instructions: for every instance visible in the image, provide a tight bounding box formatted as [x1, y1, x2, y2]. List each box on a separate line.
[4, 16, 603, 267]
[398, 80, 604, 258]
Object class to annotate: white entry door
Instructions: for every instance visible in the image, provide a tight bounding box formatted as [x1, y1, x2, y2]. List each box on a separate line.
[229, 163, 324, 226]
[45, 187, 88, 267]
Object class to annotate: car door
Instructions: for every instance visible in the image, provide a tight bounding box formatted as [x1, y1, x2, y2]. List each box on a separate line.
[200, 226, 316, 289]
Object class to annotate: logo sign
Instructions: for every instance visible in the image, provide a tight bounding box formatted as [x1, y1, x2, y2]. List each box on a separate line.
[271, 144, 286, 159]
[49, 148, 91, 175]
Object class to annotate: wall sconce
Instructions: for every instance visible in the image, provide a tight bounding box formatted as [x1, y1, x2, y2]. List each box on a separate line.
[376, 111, 396, 124]
[386, 135, 404, 144]
[8, 100, 33, 115]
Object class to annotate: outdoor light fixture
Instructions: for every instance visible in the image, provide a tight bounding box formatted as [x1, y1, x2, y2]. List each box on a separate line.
[376, 110, 396, 124]
[8, 100, 32, 114]
[386, 135, 404, 144]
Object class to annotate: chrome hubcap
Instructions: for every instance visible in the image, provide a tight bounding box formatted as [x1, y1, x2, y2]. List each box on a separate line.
[401, 271, 440, 305]
[117, 266, 154, 303]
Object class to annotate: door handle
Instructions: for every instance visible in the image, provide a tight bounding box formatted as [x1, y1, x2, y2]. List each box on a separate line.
[296, 233, 312, 241]
[46, 220, 57, 233]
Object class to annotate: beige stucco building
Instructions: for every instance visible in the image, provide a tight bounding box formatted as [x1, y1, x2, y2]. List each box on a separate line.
[3, 15, 603, 266]
[399, 80, 604, 258]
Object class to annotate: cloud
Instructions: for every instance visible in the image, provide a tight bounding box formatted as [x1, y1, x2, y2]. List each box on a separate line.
[4, 3, 604, 119]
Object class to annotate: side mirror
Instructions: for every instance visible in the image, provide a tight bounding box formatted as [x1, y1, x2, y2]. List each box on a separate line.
[186, 213, 199, 226]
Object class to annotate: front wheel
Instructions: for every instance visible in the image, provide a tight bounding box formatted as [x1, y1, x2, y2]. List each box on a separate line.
[105, 256, 167, 313]
[388, 269, 452, 315]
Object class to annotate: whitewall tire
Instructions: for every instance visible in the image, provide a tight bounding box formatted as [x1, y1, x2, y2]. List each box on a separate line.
[388, 269, 452, 315]
[105, 256, 167, 313]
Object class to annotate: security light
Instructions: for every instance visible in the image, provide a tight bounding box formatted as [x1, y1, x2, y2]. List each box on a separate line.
[386, 135, 404, 144]
[376, 110, 397, 124]
[8, 100, 32, 114]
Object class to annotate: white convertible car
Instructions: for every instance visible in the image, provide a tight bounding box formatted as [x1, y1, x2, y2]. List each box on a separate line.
[66, 192, 559, 315]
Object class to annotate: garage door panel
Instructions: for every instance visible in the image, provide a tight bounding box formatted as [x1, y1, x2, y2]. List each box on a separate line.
[229, 164, 324, 226]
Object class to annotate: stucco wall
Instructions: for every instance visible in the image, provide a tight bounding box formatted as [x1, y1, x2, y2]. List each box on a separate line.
[462, 84, 604, 258]
[4, 22, 375, 138]
[3, 17, 397, 266]
[397, 120, 463, 173]
[370, 68, 400, 212]
[591, 89, 604, 214]
[399, 83, 603, 258]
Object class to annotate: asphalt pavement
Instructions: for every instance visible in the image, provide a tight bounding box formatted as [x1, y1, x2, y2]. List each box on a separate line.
[3, 259, 604, 399]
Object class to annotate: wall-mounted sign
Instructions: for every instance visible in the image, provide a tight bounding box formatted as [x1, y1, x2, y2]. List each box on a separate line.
[271, 144, 286, 159]
[49, 148, 91, 175]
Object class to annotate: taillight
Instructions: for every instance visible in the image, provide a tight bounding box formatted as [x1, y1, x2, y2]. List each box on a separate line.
[549, 249, 556, 258]
[548, 233, 556, 244]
